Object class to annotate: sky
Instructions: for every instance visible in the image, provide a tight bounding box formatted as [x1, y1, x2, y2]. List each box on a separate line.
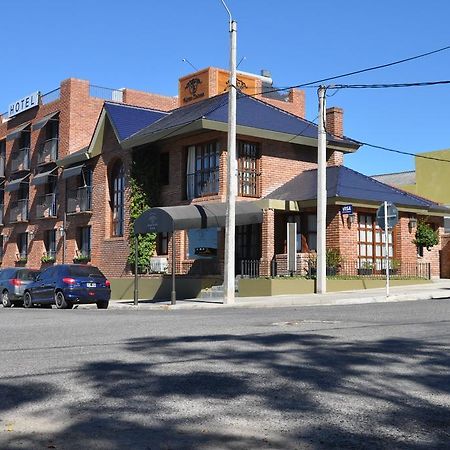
[2, 0, 449, 176]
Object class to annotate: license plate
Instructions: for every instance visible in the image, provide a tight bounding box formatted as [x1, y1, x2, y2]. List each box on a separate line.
[86, 282, 96, 288]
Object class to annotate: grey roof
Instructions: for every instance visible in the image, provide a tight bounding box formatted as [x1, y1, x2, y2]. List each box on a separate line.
[372, 171, 416, 186]
[123, 93, 361, 151]
[266, 165, 449, 214]
[134, 201, 263, 234]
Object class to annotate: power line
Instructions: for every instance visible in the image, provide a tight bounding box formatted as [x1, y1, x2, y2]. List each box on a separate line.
[331, 80, 450, 89]
[249, 44, 450, 96]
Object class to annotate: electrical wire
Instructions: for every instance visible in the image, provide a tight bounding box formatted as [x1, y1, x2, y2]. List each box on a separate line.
[331, 80, 450, 89]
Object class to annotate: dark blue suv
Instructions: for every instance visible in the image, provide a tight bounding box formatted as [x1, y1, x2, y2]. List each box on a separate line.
[23, 264, 111, 309]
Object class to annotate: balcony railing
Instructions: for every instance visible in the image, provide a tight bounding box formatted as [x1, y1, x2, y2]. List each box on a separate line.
[37, 138, 58, 165]
[36, 193, 57, 218]
[11, 148, 30, 172]
[41, 88, 60, 105]
[67, 186, 92, 214]
[89, 84, 123, 102]
[186, 169, 219, 199]
[10, 199, 28, 223]
[238, 171, 261, 197]
[0, 204, 4, 225]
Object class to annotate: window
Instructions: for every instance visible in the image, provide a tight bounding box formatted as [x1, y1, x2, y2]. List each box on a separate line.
[110, 161, 125, 236]
[238, 141, 260, 197]
[187, 228, 218, 259]
[45, 230, 57, 259]
[186, 142, 219, 199]
[0, 140, 5, 177]
[17, 233, 28, 259]
[157, 232, 169, 255]
[305, 214, 317, 251]
[77, 226, 91, 259]
[160, 153, 169, 185]
[358, 214, 393, 270]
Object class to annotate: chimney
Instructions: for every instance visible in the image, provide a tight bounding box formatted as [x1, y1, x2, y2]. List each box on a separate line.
[326, 107, 343, 138]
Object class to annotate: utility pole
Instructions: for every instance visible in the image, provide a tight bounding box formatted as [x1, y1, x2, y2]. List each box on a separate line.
[222, 0, 237, 304]
[316, 86, 327, 294]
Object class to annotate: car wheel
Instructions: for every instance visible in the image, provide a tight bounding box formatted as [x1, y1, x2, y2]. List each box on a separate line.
[96, 301, 109, 309]
[55, 291, 73, 309]
[23, 292, 34, 309]
[1, 290, 11, 308]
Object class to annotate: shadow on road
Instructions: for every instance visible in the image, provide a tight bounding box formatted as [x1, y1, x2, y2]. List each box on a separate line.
[2, 333, 450, 449]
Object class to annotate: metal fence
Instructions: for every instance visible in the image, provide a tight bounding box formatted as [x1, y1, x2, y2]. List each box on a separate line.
[89, 85, 123, 102]
[240, 258, 431, 280]
[41, 88, 61, 105]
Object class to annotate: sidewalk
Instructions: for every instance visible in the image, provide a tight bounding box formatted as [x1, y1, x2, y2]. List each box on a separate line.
[109, 279, 450, 310]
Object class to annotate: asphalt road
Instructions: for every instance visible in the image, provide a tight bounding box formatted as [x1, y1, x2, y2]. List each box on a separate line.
[1, 299, 449, 449]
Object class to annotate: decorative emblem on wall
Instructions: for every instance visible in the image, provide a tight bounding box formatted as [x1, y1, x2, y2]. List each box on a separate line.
[183, 78, 205, 103]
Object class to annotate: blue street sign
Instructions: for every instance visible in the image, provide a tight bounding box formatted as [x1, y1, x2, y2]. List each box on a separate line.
[341, 205, 353, 215]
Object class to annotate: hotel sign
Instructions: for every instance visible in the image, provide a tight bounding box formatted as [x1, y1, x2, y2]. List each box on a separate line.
[8, 91, 40, 118]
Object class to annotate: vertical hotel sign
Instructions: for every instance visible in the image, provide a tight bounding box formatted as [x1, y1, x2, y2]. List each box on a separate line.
[8, 91, 40, 118]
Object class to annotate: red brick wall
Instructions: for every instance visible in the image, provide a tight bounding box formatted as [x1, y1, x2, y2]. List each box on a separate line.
[441, 234, 450, 278]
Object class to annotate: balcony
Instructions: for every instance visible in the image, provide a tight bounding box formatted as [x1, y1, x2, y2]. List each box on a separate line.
[67, 187, 92, 214]
[11, 148, 30, 172]
[238, 171, 261, 197]
[37, 138, 58, 165]
[36, 193, 57, 218]
[10, 199, 29, 223]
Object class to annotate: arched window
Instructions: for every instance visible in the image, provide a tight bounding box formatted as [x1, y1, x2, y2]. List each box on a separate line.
[110, 161, 125, 237]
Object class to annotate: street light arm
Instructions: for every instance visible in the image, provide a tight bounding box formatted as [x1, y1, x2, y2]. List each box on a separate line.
[220, 0, 233, 30]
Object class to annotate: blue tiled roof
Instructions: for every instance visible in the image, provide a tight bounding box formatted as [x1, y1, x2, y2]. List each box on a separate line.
[104, 102, 168, 142]
[125, 93, 359, 148]
[266, 165, 449, 213]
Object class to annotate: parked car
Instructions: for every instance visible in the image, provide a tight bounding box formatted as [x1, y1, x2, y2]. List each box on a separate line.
[0, 268, 41, 307]
[23, 264, 111, 309]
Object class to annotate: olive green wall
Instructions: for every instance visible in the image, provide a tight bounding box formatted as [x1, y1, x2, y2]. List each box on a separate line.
[239, 278, 430, 297]
[410, 149, 450, 205]
[110, 276, 222, 300]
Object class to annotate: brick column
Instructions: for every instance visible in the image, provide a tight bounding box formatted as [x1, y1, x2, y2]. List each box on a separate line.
[260, 208, 275, 276]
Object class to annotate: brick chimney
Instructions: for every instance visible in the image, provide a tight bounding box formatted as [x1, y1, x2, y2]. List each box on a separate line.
[326, 107, 344, 166]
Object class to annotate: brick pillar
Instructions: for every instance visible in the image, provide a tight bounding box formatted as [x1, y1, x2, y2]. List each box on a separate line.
[260, 209, 275, 276]
[326, 107, 344, 166]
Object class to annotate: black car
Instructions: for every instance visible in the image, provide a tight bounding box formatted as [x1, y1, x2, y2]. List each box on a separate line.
[23, 264, 111, 309]
[0, 268, 41, 307]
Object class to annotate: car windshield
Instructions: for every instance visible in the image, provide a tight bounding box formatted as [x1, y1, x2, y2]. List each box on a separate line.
[17, 270, 41, 281]
[66, 266, 105, 278]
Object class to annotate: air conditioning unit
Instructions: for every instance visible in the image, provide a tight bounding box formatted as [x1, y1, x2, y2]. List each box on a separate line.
[149, 257, 168, 274]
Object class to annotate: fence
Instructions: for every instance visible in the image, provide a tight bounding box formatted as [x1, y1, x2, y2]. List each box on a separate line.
[240, 256, 431, 280]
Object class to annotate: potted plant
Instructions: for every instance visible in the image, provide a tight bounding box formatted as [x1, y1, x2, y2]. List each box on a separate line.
[73, 252, 90, 264]
[358, 260, 373, 276]
[41, 253, 56, 264]
[16, 254, 27, 264]
[326, 248, 342, 276]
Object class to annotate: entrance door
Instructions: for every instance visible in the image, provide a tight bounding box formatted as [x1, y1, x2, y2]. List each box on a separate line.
[235, 224, 261, 274]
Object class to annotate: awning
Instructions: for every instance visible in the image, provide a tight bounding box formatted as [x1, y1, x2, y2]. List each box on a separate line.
[62, 163, 85, 180]
[31, 111, 59, 131]
[56, 147, 90, 168]
[31, 167, 58, 186]
[5, 174, 30, 192]
[134, 201, 263, 234]
[6, 122, 31, 142]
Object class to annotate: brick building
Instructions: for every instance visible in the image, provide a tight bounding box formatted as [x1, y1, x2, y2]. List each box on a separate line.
[0, 78, 176, 271]
[1, 68, 448, 300]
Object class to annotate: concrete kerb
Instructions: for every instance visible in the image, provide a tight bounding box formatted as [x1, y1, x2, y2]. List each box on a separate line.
[107, 280, 450, 310]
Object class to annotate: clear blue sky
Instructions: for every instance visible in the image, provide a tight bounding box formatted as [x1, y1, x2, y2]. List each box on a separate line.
[2, 0, 449, 175]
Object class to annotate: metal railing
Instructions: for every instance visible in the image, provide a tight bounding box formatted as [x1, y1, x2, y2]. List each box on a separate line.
[186, 170, 219, 199]
[89, 84, 123, 102]
[37, 138, 58, 164]
[10, 199, 28, 223]
[41, 88, 60, 105]
[67, 186, 92, 213]
[240, 257, 432, 280]
[11, 147, 30, 172]
[36, 193, 57, 218]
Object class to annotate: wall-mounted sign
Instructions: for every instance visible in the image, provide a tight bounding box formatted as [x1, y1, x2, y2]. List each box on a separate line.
[341, 204, 353, 215]
[8, 91, 40, 118]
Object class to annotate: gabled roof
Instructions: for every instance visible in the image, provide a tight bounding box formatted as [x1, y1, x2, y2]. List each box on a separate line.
[122, 93, 361, 152]
[265, 165, 450, 215]
[104, 102, 168, 142]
